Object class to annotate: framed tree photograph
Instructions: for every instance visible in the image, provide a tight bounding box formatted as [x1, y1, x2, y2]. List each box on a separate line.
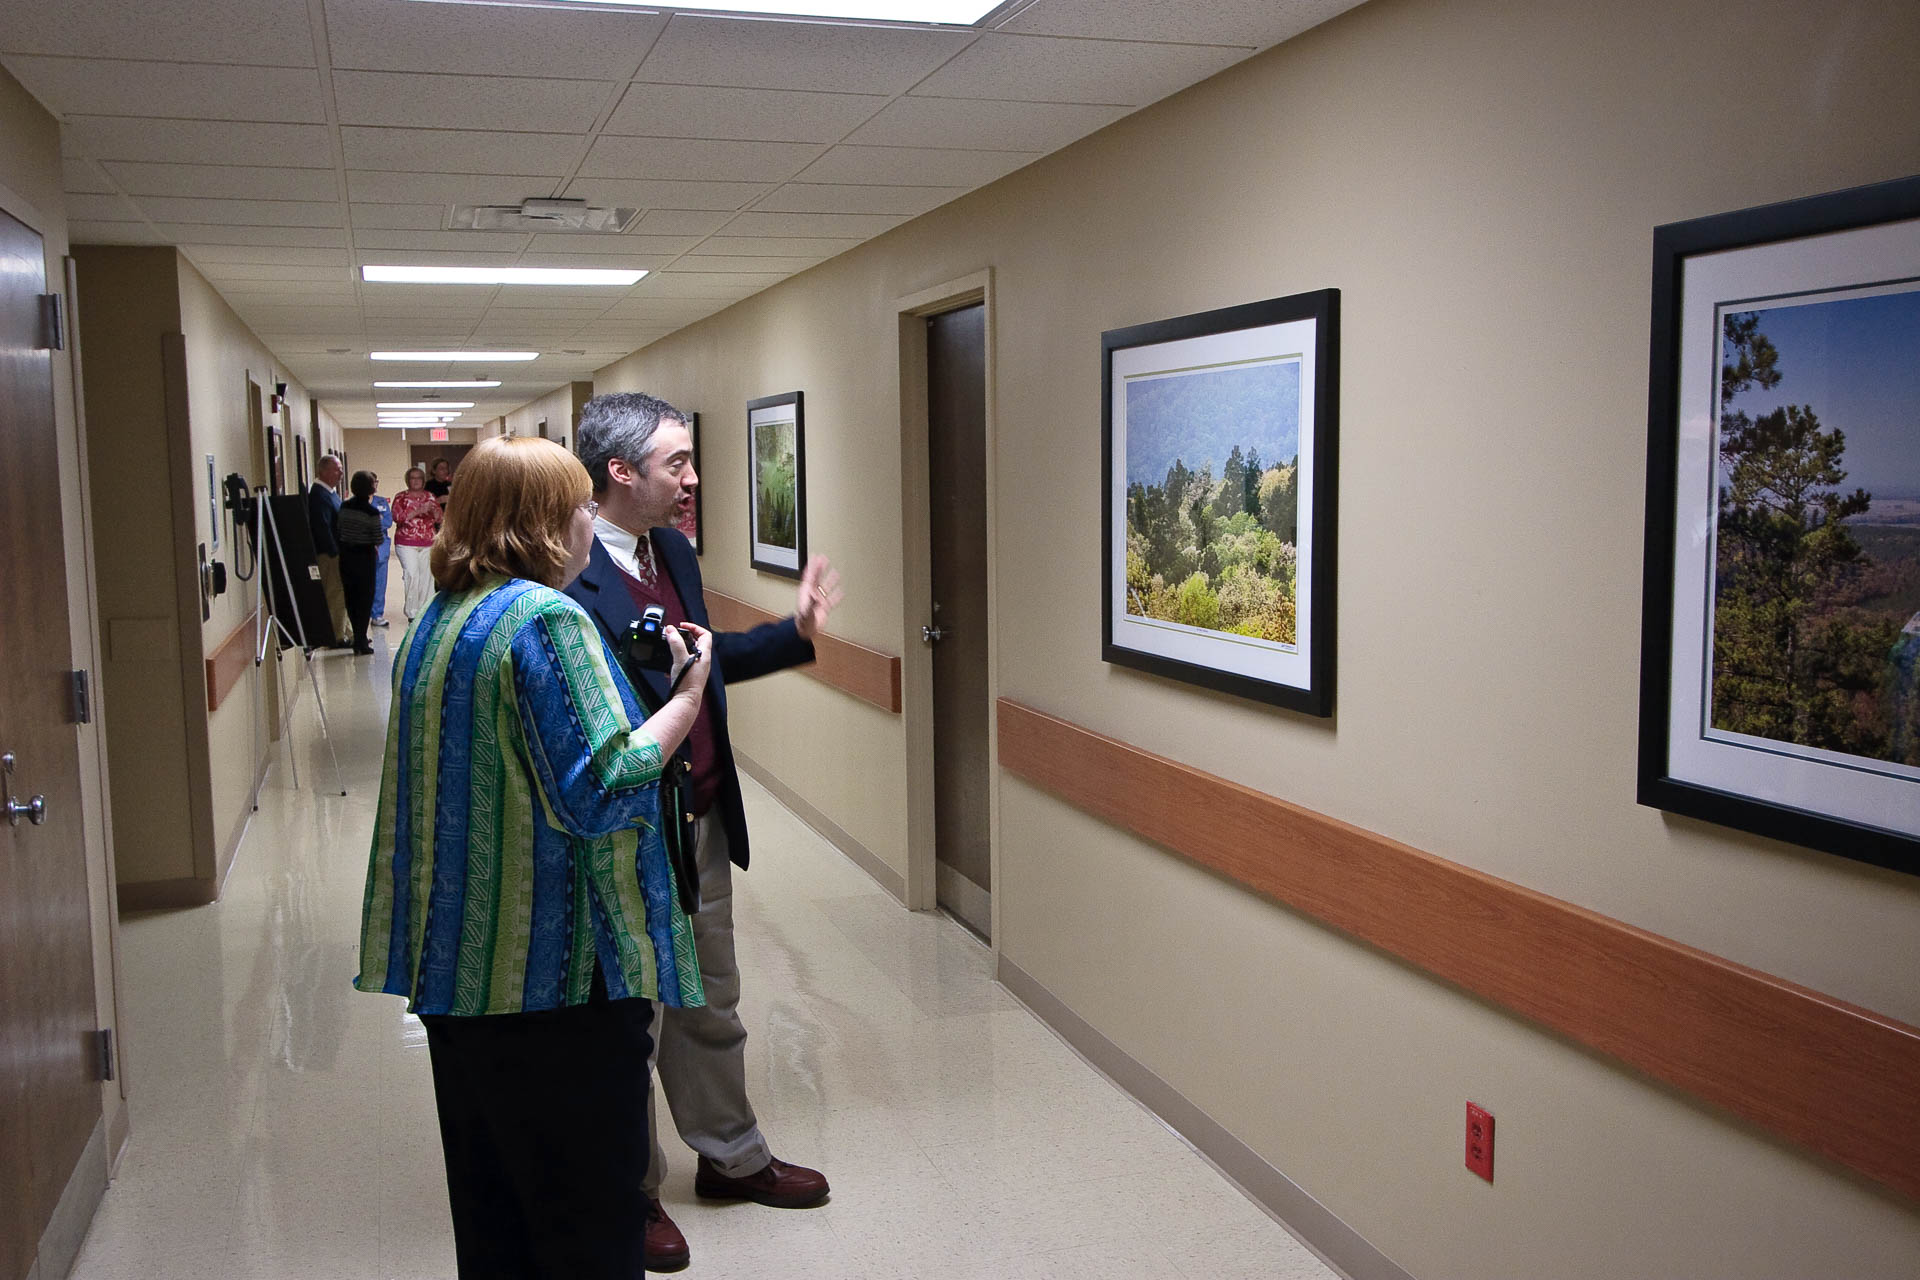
[267, 424, 285, 496]
[1639, 173, 1920, 875]
[748, 392, 806, 579]
[673, 411, 703, 555]
[1102, 289, 1339, 715]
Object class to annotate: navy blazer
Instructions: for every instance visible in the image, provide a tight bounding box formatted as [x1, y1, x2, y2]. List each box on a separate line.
[563, 528, 814, 870]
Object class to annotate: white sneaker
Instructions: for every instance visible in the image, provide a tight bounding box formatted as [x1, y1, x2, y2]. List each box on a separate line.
[372, 617, 390, 627]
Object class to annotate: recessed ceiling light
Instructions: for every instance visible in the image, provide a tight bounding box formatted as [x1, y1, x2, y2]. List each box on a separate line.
[363, 265, 644, 286]
[378, 401, 476, 409]
[429, 1, 1002, 23]
[380, 412, 463, 420]
[371, 351, 539, 362]
[374, 380, 502, 389]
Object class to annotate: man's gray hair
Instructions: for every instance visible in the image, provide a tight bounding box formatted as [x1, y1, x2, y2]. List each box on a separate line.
[575, 391, 687, 492]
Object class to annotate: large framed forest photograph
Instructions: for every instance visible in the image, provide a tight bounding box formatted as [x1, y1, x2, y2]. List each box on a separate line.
[748, 392, 806, 579]
[1639, 174, 1920, 875]
[1102, 289, 1339, 715]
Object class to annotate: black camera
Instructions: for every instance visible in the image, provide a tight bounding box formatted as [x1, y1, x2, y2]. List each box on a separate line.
[621, 605, 699, 674]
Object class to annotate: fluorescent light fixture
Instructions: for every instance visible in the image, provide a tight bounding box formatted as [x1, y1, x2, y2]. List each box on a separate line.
[374, 380, 502, 389]
[378, 401, 476, 409]
[468, 1, 1002, 23]
[363, 265, 644, 286]
[371, 351, 539, 362]
[379, 411, 463, 420]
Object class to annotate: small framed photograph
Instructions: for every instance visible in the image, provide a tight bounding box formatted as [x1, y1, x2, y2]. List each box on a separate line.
[1102, 289, 1339, 715]
[1639, 173, 1920, 874]
[673, 411, 703, 555]
[748, 392, 806, 579]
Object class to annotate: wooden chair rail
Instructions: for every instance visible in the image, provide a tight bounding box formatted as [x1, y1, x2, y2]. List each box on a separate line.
[702, 589, 901, 714]
[204, 609, 258, 713]
[996, 698, 1920, 1204]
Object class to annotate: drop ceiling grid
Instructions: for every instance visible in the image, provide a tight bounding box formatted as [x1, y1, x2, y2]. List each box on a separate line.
[1, 0, 1368, 425]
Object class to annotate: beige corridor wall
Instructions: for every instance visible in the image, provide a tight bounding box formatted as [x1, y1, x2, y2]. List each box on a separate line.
[176, 258, 323, 883]
[595, 0, 1920, 1276]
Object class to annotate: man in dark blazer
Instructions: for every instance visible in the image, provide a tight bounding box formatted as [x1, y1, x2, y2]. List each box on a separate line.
[565, 391, 842, 1273]
[307, 453, 350, 648]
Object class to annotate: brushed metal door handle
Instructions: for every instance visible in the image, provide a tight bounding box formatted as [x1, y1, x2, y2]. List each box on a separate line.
[921, 624, 947, 644]
[7, 793, 46, 827]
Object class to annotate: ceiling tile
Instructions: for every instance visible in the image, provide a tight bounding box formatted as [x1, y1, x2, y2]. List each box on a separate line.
[474, 307, 614, 324]
[751, 183, 966, 217]
[911, 34, 1247, 106]
[515, 252, 671, 271]
[66, 220, 162, 244]
[578, 136, 819, 184]
[102, 162, 341, 202]
[348, 203, 449, 230]
[674, 254, 821, 274]
[796, 145, 1036, 187]
[193, 261, 351, 281]
[487, 286, 638, 308]
[212, 281, 361, 300]
[332, 70, 613, 132]
[156, 225, 350, 248]
[632, 272, 786, 296]
[998, 0, 1360, 48]
[341, 127, 586, 177]
[181, 244, 351, 266]
[323, 0, 666, 80]
[63, 118, 334, 167]
[634, 15, 973, 95]
[563, 178, 768, 212]
[350, 248, 525, 266]
[64, 192, 146, 222]
[62, 160, 118, 194]
[526, 234, 698, 256]
[603, 83, 885, 144]
[718, 210, 908, 238]
[4, 56, 328, 123]
[354, 230, 532, 253]
[0, 0, 315, 65]
[632, 209, 734, 236]
[132, 196, 344, 227]
[843, 95, 1128, 152]
[348, 172, 561, 205]
[701, 236, 860, 257]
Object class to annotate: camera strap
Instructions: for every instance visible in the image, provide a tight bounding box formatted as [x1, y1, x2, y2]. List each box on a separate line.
[627, 669, 702, 919]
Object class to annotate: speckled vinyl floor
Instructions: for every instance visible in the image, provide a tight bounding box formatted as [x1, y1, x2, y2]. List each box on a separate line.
[68, 635, 1339, 1279]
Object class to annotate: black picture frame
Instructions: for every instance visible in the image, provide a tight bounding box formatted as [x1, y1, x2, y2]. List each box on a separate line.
[747, 391, 806, 579]
[1101, 289, 1339, 716]
[1638, 173, 1920, 876]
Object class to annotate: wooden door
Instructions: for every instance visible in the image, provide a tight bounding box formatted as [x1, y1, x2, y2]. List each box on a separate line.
[0, 208, 101, 1280]
[926, 304, 992, 938]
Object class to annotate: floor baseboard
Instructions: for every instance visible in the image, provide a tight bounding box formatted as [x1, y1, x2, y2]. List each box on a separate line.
[997, 956, 1415, 1280]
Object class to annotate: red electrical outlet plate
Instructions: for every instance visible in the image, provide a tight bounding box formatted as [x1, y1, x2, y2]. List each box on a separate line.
[1465, 1102, 1495, 1182]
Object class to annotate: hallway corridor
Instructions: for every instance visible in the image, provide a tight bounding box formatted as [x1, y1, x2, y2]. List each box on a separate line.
[70, 640, 1335, 1280]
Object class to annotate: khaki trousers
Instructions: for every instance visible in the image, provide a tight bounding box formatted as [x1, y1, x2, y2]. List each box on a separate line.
[315, 553, 349, 645]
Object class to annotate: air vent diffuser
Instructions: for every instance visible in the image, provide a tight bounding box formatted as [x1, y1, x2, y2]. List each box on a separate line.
[447, 199, 638, 234]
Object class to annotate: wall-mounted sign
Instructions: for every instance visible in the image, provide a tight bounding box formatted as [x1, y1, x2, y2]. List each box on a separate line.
[430, 427, 449, 442]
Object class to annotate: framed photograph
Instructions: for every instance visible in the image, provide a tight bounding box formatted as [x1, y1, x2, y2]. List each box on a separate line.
[1639, 173, 1920, 875]
[1102, 289, 1339, 715]
[748, 392, 806, 579]
[267, 424, 285, 496]
[673, 411, 703, 555]
[295, 435, 310, 492]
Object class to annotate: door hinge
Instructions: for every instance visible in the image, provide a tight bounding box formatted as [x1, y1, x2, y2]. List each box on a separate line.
[70, 670, 92, 725]
[39, 292, 65, 351]
[96, 1028, 115, 1082]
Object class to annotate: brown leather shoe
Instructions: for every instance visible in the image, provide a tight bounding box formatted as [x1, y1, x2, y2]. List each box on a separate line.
[693, 1155, 830, 1208]
[644, 1197, 690, 1272]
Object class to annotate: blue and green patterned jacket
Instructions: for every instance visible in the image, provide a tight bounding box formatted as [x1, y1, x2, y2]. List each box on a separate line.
[355, 577, 704, 1015]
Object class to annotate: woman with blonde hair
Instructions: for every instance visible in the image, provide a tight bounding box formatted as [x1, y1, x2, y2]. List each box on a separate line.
[388, 465, 441, 621]
[356, 435, 709, 1279]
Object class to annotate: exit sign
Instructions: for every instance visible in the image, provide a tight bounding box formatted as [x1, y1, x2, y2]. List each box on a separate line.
[430, 427, 449, 441]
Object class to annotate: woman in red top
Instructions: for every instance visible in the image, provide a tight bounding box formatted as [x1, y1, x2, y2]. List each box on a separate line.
[390, 466, 442, 622]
